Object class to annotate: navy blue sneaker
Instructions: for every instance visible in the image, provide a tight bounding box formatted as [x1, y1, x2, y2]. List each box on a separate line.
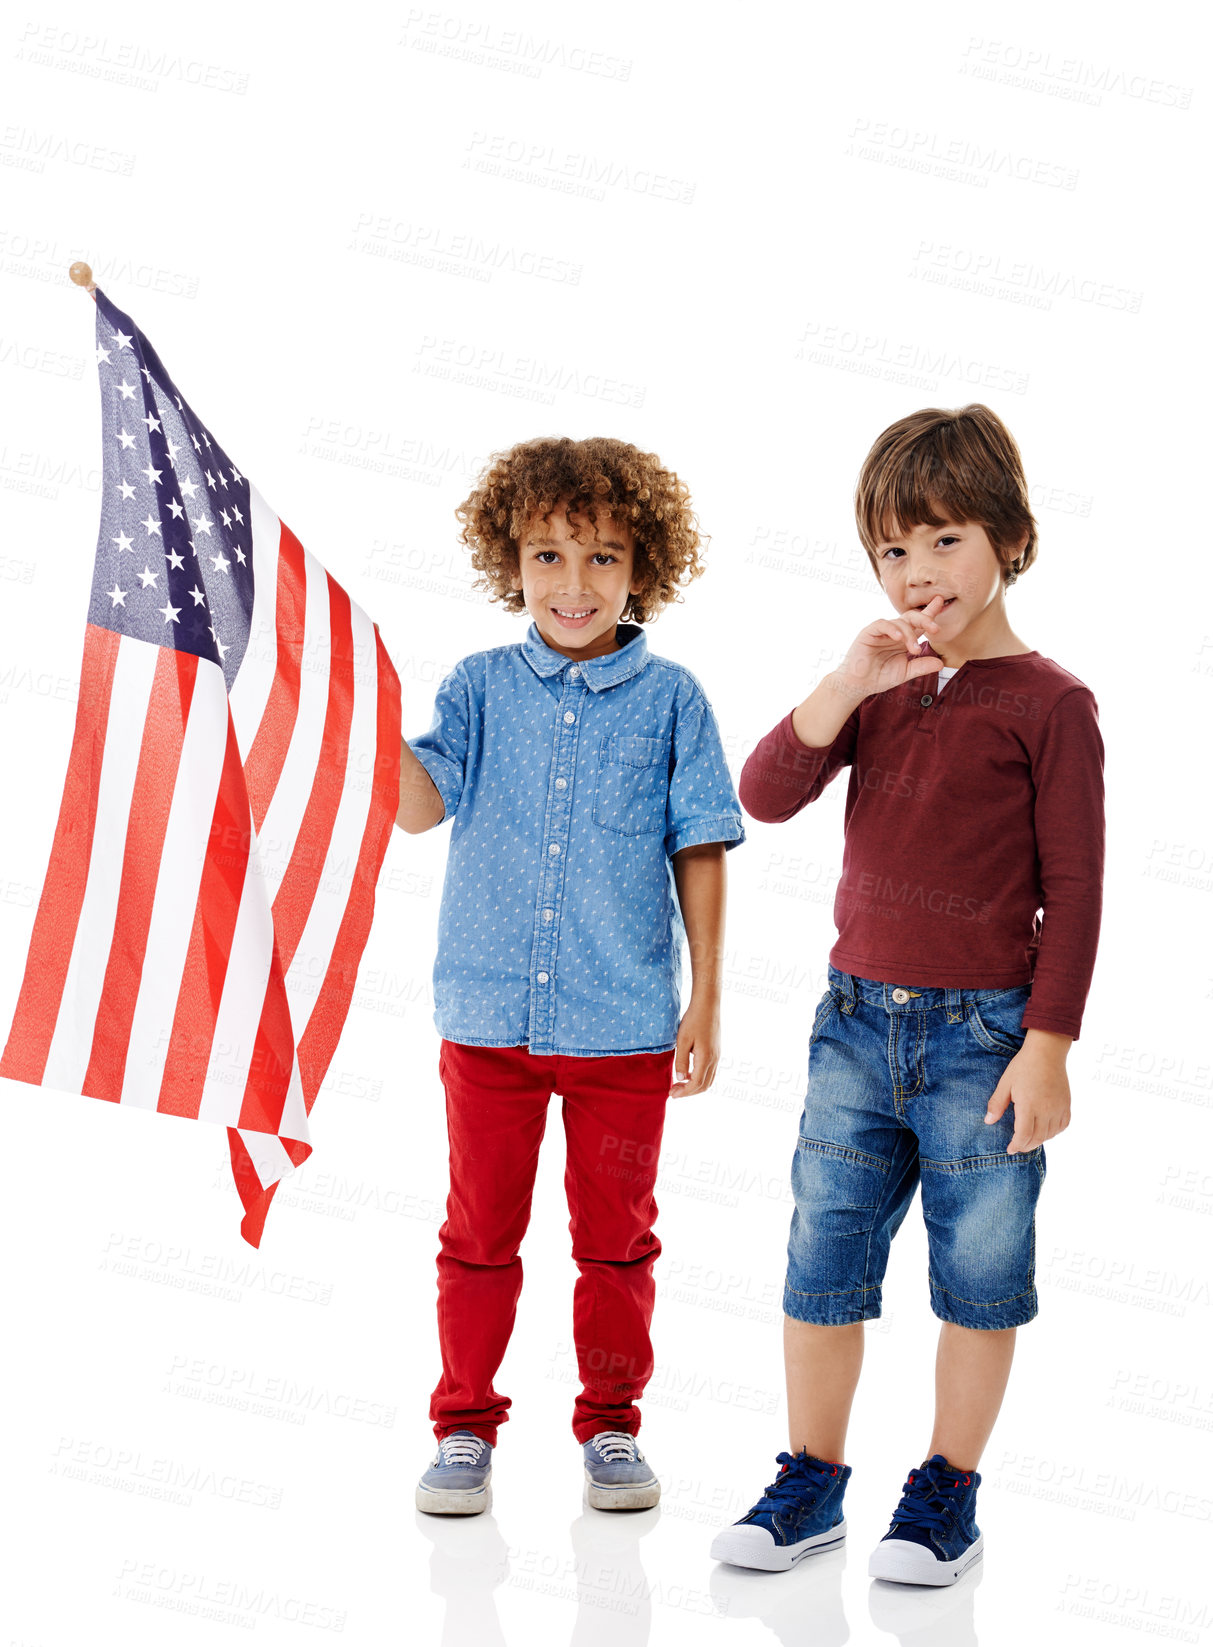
[711, 1450, 850, 1571]
[868, 1455, 983, 1585]
[415, 1430, 493, 1515]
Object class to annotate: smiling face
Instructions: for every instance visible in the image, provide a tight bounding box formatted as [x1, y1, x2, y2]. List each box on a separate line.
[509, 500, 645, 661]
[873, 516, 1027, 661]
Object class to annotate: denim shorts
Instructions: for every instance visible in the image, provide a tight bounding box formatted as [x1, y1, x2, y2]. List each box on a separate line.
[785, 965, 1046, 1330]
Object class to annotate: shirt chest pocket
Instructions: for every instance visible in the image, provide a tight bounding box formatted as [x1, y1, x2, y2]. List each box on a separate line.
[593, 734, 669, 836]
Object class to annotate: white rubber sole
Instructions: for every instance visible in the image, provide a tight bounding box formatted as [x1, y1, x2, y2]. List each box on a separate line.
[585, 1472, 662, 1511]
[710, 1517, 847, 1572]
[414, 1478, 492, 1515]
[867, 1532, 983, 1586]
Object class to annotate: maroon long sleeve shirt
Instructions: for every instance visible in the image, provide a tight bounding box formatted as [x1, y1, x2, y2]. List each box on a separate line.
[739, 651, 1104, 1039]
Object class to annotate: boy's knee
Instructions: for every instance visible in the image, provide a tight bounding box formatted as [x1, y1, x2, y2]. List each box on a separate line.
[439, 1233, 524, 1269]
[570, 1230, 660, 1269]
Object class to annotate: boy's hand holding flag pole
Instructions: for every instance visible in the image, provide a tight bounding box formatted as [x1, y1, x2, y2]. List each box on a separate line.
[0, 264, 401, 1247]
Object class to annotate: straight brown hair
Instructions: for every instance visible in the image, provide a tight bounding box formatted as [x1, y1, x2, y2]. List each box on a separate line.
[855, 404, 1038, 585]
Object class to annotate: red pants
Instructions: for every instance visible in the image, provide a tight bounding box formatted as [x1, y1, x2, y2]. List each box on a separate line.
[431, 1039, 674, 1446]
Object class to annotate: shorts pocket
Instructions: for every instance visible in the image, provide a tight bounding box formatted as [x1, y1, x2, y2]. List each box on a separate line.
[965, 986, 1032, 1056]
[593, 734, 668, 836]
[809, 987, 840, 1047]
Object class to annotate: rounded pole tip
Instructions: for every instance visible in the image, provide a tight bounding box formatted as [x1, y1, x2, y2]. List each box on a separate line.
[68, 261, 96, 291]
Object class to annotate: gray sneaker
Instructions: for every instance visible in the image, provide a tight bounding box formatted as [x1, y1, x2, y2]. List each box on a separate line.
[415, 1430, 493, 1515]
[582, 1431, 661, 1511]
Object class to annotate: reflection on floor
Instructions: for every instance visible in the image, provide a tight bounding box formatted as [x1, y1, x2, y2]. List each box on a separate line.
[868, 1562, 981, 1647]
[417, 1508, 511, 1647]
[418, 1500, 661, 1647]
[711, 1547, 849, 1646]
[417, 1499, 983, 1646]
[709, 1546, 981, 1646]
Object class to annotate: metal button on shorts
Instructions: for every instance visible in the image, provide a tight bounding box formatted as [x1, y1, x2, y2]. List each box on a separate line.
[891, 987, 911, 1003]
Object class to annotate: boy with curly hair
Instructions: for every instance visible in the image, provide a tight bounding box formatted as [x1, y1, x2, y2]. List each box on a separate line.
[710, 405, 1104, 1585]
[397, 435, 745, 1515]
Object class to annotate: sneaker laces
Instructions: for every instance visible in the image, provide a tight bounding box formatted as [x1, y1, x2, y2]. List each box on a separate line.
[752, 1451, 842, 1514]
[436, 1433, 487, 1468]
[590, 1431, 640, 1464]
[890, 1460, 972, 1534]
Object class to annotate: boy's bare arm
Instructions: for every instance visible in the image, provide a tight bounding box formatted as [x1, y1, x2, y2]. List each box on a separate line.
[396, 739, 446, 833]
[670, 841, 726, 1097]
[791, 674, 871, 749]
[791, 595, 947, 747]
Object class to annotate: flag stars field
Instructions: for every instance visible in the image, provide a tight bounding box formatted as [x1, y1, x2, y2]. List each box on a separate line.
[85, 294, 258, 688]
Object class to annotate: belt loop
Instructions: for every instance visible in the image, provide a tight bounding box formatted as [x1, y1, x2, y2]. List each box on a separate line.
[838, 970, 856, 1013]
[945, 985, 963, 1024]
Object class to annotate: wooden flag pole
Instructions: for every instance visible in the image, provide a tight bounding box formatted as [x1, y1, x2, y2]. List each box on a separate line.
[68, 261, 97, 297]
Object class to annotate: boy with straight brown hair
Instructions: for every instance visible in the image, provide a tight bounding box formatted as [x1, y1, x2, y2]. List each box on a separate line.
[711, 404, 1104, 1585]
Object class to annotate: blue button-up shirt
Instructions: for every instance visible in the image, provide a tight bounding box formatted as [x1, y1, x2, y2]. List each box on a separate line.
[408, 622, 745, 1056]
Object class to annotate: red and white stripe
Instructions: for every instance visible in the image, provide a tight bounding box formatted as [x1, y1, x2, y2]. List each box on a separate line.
[1, 489, 401, 1246]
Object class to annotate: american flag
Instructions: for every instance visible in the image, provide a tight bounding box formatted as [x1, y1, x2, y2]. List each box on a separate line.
[0, 290, 401, 1246]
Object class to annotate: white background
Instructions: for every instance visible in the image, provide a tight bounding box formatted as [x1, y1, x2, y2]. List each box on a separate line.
[1, 3, 1210, 1644]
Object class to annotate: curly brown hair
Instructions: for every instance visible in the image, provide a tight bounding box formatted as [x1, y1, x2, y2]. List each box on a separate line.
[855, 404, 1038, 587]
[456, 435, 705, 623]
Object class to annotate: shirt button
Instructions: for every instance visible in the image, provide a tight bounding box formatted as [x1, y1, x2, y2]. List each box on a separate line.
[892, 987, 911, 1004]
[542, 908, 553, 922]
[555, 778, 567, 790]
[563, 711, 575, 724]
[548, 843, 560, 856]
[537, 972, 549, 984]
[919, 694, 934, 707]
[569, 665, 580, 677]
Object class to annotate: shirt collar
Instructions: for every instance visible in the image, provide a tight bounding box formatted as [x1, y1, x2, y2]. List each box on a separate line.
[521, 621, 650, 691]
